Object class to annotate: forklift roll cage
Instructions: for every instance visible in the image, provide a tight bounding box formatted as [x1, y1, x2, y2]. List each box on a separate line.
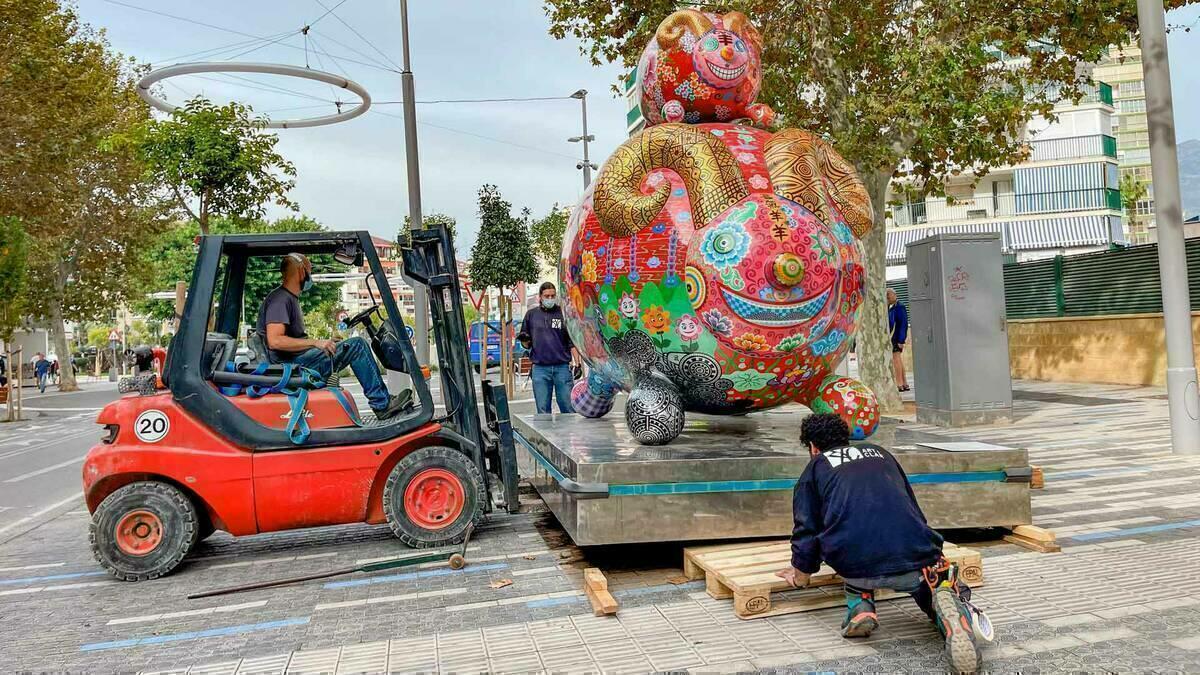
[166, 226, 518, 511]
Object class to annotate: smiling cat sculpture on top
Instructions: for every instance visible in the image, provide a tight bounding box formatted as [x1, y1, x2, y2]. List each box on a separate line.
[561, 9, 879, 446]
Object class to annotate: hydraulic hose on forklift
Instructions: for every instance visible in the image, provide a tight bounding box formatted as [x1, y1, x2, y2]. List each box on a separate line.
[217, 361, 357, 444]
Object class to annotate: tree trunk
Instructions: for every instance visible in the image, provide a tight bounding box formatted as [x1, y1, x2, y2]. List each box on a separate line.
[859, 172, 901, 413]
[480, 291, 490, 380]
[48, 296, 77, 392]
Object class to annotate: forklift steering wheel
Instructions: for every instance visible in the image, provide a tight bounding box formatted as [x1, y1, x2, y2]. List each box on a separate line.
[344, 304, 380, 330]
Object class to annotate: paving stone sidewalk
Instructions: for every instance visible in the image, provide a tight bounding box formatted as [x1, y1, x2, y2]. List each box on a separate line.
[1, 379, 1197, 673]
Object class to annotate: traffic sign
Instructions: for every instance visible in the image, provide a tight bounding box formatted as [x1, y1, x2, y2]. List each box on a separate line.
[107, 329, 121, 342]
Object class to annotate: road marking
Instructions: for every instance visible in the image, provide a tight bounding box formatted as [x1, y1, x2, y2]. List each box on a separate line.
[202, 552, 338, 570]
[0, 580, 112, 596]
[80, 616, 310, 652]
[314, 586, 466, 611]
[107, 600, 268, 625]
[324, 561, 509, 589]
[355, 545, 480, 565]
[3, 455, 87, 483]
[0, 561, 65, 573]
[0, 570, 107, 585]
[0, 492, 83, 536]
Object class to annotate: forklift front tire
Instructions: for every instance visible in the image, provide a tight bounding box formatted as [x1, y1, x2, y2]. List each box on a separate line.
[89, 481, 200, 582]
[383, 446, 484, 548]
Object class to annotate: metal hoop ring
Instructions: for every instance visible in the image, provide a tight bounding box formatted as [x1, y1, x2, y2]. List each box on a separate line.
[137, 62, 371, 129]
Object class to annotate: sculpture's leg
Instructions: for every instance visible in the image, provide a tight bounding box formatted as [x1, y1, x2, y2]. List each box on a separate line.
[625, 374, 685, 446]
[806, 374, 880, 440]
[571, 372, 618, 419]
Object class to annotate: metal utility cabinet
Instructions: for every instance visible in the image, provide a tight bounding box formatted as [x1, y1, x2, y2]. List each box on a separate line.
[907, 233, 1013, 426]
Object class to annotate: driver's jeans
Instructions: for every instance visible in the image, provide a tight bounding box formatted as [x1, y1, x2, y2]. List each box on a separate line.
[292, 337, 390, 411]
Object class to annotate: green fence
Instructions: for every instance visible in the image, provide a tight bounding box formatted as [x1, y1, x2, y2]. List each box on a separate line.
[888, 240, 1199, 320]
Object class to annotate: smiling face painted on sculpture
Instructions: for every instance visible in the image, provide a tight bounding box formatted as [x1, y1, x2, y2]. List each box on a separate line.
[687, 196, 849, 355]
[693, 30, 750, 89]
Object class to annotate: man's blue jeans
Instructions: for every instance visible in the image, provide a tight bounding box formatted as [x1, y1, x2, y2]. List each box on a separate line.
[293, 337, 389, 411]
[532, 363, 574, 414]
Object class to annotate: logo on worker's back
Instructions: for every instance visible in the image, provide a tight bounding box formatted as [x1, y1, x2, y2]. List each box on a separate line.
[551, 318, 562, 330]
[134, 409, 170, 443]
[822, 445, 884, 468]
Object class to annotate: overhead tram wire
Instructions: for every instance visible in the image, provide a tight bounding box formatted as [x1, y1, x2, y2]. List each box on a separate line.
[224, 28, 305, 62]
[151, 29, 297, 66]
[306, 0, 353, 29]
[306, 28, 397, 72]
[100, 0, 401, 74]
[183, 73, 336, 104]
[304, 34, 349, 107]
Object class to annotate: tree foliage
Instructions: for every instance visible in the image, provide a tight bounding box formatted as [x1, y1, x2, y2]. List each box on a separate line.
[0, 0, 168, 390]
[0, 217, 29, 341]
[468, 185, 539, 290]
[127, 97, 297, 234]
[1120, 172, 1149, 243]
[544, 0, 1196, 410]
[530, 204, 570, 271]
[137, 215, 342, 328]
[399, 212, 457, 249]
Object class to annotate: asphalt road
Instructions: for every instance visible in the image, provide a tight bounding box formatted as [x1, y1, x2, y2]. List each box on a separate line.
[0, 370, 539, 541]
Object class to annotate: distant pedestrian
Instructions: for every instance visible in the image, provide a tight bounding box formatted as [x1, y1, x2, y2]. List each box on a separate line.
[33, 352, 50, 393]
[887, 289, 909, 392]
[517, 282, 579, 414]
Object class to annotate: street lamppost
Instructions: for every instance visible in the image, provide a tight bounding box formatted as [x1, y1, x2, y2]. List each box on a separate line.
[568, 89, 597, 189]
[1137, 0, 1200, 454]
[399, 0, 430, 368]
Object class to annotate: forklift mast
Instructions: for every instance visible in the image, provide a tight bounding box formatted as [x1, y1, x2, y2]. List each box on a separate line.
[401, 226, 520, 513]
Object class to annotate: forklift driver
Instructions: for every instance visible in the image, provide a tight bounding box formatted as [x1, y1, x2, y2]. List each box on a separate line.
[256, 253, 411, 420]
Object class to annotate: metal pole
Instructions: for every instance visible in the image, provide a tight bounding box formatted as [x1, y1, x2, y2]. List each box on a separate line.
[580, 92, 592, 188]
[400, 0, 430, 367]
[1138, 0, 1200, 455]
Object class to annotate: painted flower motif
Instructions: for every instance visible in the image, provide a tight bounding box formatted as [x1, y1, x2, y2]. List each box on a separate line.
[599, 291, 610, 304]
[642, 306, 671, 334]
[674, 81, 696, 101]
[651, 222, 667, 234]
[674, 211, 692, 223]
[656, 60, 679, 84]
[680, 32, 697, 51]
[772, 363, 818, 387]
[687, 73, 714, 100]
[646, 256, 661, 269]
[775, 334, 807, 353]
[702, 308, 732, 336]
[715, 104, 731, 121]
[748, 174, 769, 190]
[733, 333, 771, 353]
[613, 258, 625, 269]
[684, 110, 702, 123]
[736, 152, 756, 165]
[676, 314, 702, 341]
[618, 292, 639, 319]
[603, 273, 614, 285]
[701, 221, 751, 269]
[581, 251, 597, 283]
[663, 274, 680, 287]
[569, 286, 585, 314]
[646, 172, 666, 187]
[605, 309, 621, 332]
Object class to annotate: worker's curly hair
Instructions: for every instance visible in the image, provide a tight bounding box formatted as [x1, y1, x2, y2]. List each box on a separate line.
[800, 413, 850, 452]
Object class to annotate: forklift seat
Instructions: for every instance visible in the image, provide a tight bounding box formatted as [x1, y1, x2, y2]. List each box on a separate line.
[203, 332, 324, 391]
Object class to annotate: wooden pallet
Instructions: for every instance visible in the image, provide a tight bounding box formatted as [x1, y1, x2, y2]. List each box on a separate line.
[683, 540, 984, 619]
[1003, 524, 1060, 553]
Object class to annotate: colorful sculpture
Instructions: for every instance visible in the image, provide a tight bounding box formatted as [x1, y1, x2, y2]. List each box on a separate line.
[561, 10, 879, 445]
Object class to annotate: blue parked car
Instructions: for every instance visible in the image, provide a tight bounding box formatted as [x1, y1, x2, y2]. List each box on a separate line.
[468, 320, 526, 368]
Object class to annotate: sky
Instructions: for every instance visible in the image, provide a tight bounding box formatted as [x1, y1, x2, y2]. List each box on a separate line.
[78, 1, 1200, 253]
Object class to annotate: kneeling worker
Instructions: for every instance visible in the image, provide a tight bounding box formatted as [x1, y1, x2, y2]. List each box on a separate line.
[777, 413, 981, 673]
[256, 252, 410, 420]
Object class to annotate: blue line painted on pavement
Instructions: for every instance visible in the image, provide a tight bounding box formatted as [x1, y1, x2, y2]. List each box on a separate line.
[526, 596, 587, 609]
[1069, 518, 1200, 542]
[324, 562, 509, 589]
[80, 617, 310, 652]
[523, 580, 706, 609]
[1046, 466, 1153, 481]
[0, 570, 107, 585]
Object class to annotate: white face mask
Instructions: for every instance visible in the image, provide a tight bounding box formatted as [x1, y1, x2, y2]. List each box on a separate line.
[541, 297, 557, 309]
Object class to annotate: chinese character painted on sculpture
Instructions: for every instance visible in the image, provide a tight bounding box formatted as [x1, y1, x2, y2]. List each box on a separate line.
[561, 9, 879, 445]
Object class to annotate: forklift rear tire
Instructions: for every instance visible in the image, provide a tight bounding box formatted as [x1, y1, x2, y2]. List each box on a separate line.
[89, 481, 200, 581]
[383, 446, 484, 548]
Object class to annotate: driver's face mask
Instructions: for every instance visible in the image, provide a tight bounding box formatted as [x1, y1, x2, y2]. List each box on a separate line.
[301, 270, 314, 293]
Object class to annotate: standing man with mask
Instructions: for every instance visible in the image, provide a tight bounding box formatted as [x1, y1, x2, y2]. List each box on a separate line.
[256, 253, 411, 420]
[517, 282, 579, 414]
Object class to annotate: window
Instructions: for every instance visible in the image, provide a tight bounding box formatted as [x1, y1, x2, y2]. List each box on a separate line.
[1117, 80, 1145, 98]
[1118, 98, 1146, 114]
[1118, 131, 1150, 149]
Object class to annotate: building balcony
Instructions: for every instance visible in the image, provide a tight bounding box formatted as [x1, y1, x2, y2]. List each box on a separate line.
[1027, 134, 1117, 162]
[890, 188, 1122, 227]
[627, 105, 643, 127]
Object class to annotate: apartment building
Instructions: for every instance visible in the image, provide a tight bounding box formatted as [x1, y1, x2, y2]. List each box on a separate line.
[1094, 43, 1154, 240]
[885, 82, 1125, 269]
[339, 235, 417, 318]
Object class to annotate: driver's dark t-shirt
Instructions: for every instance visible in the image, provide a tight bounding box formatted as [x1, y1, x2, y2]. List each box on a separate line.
[256, 286, 307, 363]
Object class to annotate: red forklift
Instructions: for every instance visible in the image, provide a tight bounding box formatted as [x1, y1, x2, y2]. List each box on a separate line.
[82, 226, 519, 581]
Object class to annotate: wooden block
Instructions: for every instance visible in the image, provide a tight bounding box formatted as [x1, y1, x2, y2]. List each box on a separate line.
[1030, 466, 1045, 489]
[1011, 525, 1056, 543]
[583, 567, 607, 591]
[733, 588, 773, 617]
[585, 584, 618, 616]
[706, 573, 734, 600]
[1004, 533, 1062, 553]
[682, 554, 705, 581]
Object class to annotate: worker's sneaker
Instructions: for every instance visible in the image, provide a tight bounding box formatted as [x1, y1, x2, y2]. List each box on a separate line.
[373, 390, 414, 420]
[841, 590, 879, 638]
[933, 585, 980, 674]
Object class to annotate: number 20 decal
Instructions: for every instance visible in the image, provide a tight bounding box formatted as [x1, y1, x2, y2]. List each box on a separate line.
[134, 410, 170, 443]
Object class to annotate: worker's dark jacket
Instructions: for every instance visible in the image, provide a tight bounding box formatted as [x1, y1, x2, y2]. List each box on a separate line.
[791, 443, 942, 578]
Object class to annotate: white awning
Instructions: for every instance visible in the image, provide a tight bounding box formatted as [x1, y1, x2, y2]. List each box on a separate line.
[885, 215, 1124, 261]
